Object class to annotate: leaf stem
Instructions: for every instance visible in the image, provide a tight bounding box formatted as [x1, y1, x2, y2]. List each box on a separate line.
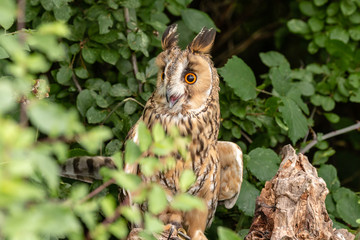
[101, 97, 144, 125]
[79, 178, 116, 204]
[299, 121, 360, 154]
[256, 88, 273, 96]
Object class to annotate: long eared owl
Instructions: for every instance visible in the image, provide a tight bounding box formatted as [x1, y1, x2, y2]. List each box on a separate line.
[61, 24, 243, 240]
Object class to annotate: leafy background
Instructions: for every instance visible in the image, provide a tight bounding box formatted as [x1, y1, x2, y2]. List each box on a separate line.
[0, 0, 359, 239]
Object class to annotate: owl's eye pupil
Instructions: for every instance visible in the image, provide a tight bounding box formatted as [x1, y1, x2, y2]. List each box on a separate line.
[184, 72, 197, 84]
[161, 72, 165, 80]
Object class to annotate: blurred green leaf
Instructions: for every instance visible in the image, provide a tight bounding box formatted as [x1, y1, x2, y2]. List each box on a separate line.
[125, 140, 141, 164]
[179, 169, 196, 192]
[287, 19, 310, 34]
[259, 51, 290, 68]
[78, 126, 112, 153]
[218, 227, 242, 240]
[148, 184, 167, 214]
[0, 79, 15, 113]
[138, 121, 152, 152]
[171, 193, 205, 211]
[0, 0, 16, 30]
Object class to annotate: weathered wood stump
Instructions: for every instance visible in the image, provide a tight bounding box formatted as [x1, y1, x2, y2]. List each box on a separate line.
[245, 145, 355, 240]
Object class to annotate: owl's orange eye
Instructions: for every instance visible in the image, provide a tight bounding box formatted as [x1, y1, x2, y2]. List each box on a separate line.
[161, 72, 165, 80]
[184, 72, 197, 84]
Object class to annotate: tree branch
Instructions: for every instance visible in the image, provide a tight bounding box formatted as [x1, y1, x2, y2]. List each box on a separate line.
[79, 178, 116, 204]
[124, 7, 142, 93]
[299, 121, 360, 154]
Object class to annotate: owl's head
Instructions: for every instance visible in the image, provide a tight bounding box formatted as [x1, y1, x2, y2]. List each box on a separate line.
[154, 24, 219, 114]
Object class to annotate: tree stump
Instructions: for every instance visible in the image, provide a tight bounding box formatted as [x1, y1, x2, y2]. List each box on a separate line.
[245, 145, 355, 240]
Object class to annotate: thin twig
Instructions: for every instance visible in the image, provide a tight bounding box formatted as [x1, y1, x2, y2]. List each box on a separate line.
[256, 88, 273, 96]
[123, 7, 142, 93]
[79, 178, 116, 204]
[17, 0, 26, 44]
[303, 107, 317, 143]
[241, 130, 253, 144]
[300, 121, 360, 154]
[72, 73, 82, 92]
[17, 0, 28, 126]
[101, 97, 144, 124]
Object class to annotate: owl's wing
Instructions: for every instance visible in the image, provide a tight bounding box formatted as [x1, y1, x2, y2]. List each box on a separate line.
[60, 156, 116, 183]
[60, 121, 141, 183]
[217, 141, 243, 209]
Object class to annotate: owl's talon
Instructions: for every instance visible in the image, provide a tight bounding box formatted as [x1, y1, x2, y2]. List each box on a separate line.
[177, 228, 191, 240]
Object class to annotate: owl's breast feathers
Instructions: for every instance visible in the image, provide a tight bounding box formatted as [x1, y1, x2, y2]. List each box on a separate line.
[140, 91, 221, 226]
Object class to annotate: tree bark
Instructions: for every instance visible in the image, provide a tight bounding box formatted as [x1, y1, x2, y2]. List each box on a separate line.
[245, 145, 354, 240]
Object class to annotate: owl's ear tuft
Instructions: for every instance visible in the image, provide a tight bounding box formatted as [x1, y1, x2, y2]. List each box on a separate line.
[162, 24, 179, 50]
[188, 27, 216, 54]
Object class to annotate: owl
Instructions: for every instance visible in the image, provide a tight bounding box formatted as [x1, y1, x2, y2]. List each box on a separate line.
[62, 24, 243, 240]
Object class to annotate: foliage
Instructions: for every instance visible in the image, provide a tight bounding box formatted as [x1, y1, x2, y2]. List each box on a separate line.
[0, 0, 359, 239]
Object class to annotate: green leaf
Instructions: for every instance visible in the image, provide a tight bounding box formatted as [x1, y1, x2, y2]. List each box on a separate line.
[86, 106, 107, 124]
[74, 67, 89, 79]
[127, 31, 150, 56]
[329, 27, 349, 43]
[317, 164, 340, 191]
[181, 9, 217, 32]
[259, 51, 290, 68]
[171, 193, 205, 211]
[0, 46, 9, 59]
[78, 126, 112, 153]
[179, 170, 196, 192]
[56, 65, 73, 85]
[269, 64, 292, 96]
[324, 113, 340, 123]
[313, 149, 336, 165]
[314, 0, 328, 6]
[218, 227, 242, 240]
[138, 121, 152, 152]
[327, 2, 339, 16]
[82, 47, 97, 64]
[105, 139, 123, 156]
[248, 148, 280, 182]
[28, 101, 83, 137]
[125, 140, 141, 164]
[218, 56, 256, 101]
[0, 0, 16, 30]
[124, 101, 137, 114]
[98, 13, 113, 34]
[308, 17, 324, 32]
[340, 0, 357, 16]
[54, 4, 72, 21]
[152, 123, 165, 143]
[101, 49, 120, 65]
[236, 180, 259, 216]
[113, 171, 141, 191]
[279, 97, 308, 144]
[144, 213, 164, 233]
[118, 0, 141, 8]
[333, 187, 360, 227]
[349, 26, 360, 41]
[287, 19, 310, 35]
[148, 185, 167, 214]
[109, 83, 132, 97]
[0, 79, 16, 113]
[299, 1, 317, 16]
[121, 206, 142, 225]
[76, 89, 95, 116]
[100, 195, 116, 218]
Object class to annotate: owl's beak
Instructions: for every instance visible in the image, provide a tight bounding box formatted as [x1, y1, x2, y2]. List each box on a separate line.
[166, 91, 181, 108]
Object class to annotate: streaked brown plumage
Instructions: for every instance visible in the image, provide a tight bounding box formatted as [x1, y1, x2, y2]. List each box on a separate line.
[61, 25, 243, 240]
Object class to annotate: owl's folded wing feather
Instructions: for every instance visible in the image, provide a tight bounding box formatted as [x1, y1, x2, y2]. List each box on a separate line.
[217, 141, 243, 209]
[60, 156, 116, 183]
